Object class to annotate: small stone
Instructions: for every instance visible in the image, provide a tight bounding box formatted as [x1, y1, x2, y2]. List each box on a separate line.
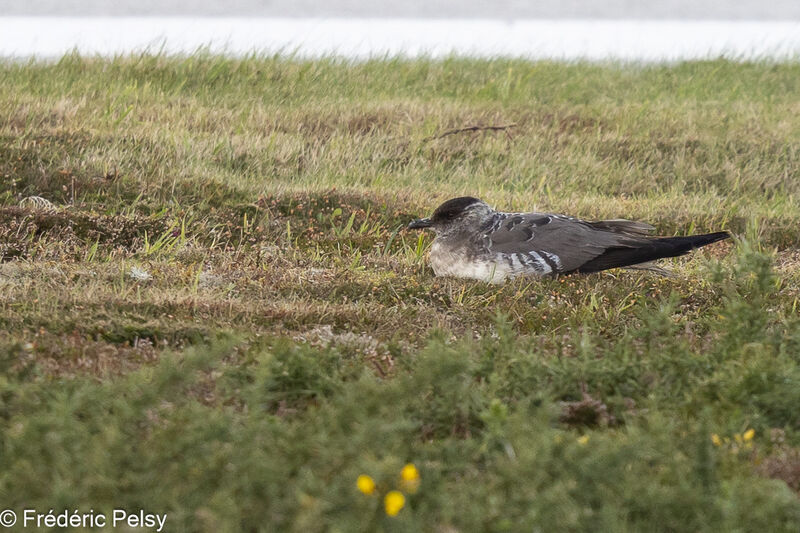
[128, 266, 152, 281]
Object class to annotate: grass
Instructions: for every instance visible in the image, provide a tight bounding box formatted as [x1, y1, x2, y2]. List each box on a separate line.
[1, 53, 800, 531]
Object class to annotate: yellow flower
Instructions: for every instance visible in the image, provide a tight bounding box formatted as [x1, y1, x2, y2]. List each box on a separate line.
[577, 435, 590, 445]
[399, 463, 421, 493]
[711, 434, 722, 447]
[743, 429, 755, 442]
[356, 474, 375, 495]
[384, 490, 405, 516]
[734, 433, 743, 444]
[401, 463, 420, 482]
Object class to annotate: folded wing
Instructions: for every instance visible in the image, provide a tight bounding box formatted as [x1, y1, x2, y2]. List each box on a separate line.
[484, 213, 648, 273]
[483, 212, 726, 275]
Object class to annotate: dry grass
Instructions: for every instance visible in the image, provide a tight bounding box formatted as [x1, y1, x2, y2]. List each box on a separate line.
[1, 55, 800, 531]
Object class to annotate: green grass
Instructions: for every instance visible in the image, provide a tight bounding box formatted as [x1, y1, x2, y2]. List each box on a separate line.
[1, 54, 800, 531]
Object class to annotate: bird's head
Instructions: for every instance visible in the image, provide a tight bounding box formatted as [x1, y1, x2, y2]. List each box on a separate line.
[407, 197, 492, 235]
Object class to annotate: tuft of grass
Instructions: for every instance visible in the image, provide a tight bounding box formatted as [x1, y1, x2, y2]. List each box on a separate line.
[1, 54, 800, 531]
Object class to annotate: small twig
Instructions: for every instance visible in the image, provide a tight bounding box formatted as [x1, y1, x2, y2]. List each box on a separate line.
[422, 123, 517, 142]
[370, 358, 387, 378]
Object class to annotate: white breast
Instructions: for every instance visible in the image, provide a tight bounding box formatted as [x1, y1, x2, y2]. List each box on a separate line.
[429, 241, 555, 283]
[428, 241, 508, 283]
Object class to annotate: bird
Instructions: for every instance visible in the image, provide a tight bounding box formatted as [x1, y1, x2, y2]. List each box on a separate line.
[407, 196, 729, 283]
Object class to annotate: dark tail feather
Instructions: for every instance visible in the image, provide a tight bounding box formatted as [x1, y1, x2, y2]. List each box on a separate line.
[575, 232, 730, 274]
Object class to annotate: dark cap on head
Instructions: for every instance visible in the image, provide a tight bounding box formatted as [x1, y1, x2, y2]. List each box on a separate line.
[407, 196, 484, 230]
[430, 197, 483, 223]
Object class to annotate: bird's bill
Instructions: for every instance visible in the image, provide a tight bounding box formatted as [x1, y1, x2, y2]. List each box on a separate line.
[407, 218, 433, 230]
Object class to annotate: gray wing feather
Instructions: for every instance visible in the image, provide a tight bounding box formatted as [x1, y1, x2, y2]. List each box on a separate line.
[588, 219, 655, 236]
[484, 212, 650, 272]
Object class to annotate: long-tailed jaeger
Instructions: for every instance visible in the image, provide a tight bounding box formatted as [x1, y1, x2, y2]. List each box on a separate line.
[407, 197, 729, 283]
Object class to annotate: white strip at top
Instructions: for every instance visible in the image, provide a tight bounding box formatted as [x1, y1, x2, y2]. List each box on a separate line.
[2, 17, 800, 61]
